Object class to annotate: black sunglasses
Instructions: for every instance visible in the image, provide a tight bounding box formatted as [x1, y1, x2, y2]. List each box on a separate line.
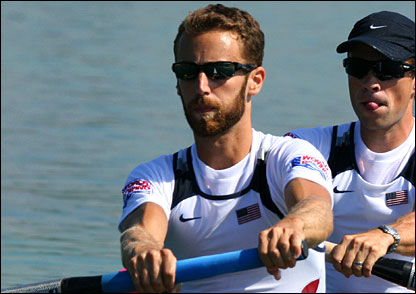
[172, 61, 258, 80]
[343, 57, 415, 81]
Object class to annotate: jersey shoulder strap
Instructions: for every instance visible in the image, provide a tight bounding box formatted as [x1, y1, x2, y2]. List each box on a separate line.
[327, 122, 359, 178]
[171, 147, 196, 210]
[250, 148, 285, 219]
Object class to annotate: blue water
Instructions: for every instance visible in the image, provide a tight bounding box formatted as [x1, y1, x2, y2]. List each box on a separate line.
[1, 1, 414, 289]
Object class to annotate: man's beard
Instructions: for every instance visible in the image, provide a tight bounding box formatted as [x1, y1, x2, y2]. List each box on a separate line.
[181, 77, 248, 137]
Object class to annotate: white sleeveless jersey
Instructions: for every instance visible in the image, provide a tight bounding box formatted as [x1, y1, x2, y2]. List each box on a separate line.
[287, 121, 415, 293]
[119, 129, 334, 293]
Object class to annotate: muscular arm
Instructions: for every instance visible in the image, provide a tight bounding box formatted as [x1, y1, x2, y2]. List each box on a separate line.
[119, 202, 177, 293]
[119, 202, 168, 248]
[258, 177, 333, 279]
[283, 178, 333, 248]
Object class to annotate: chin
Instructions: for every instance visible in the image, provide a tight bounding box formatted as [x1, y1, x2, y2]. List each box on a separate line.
[359, 117, 393, 131]
[193, 124, 227, 137]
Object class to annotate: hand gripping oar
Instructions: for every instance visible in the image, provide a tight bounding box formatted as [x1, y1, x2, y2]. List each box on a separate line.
[2, 240, 308, 293]
[102, 241, 308, 293]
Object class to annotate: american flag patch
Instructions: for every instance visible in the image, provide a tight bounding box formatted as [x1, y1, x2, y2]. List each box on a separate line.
[386, 190, 408, 206]
[236, 203, 261, 225]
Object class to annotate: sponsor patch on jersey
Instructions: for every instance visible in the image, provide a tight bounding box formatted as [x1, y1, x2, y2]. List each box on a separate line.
[284, 132, 298, 139]
[291, 155, 329, 181]
[122, 179, 152, 208]
[386, 190, 408, 206]
[122, 179, 152, 195]
[236, 203, 261, 225]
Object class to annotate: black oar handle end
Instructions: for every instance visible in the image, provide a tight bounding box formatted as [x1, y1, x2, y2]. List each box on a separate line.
[61, 275, 103, 293]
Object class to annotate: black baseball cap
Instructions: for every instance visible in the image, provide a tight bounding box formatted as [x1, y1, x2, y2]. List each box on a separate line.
[337, 11, 415, 61]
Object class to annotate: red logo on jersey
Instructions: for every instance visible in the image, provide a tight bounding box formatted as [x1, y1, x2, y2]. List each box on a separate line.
[122, 179, 151, 195]
[300, 155, 329, 174]
[284, 132, 298, 139]
[291, 155, 330, 180]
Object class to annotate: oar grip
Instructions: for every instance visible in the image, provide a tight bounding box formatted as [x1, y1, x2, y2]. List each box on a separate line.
[175, 247, 262, 283]
[176, 240, 308, 282]
[101, 240, 308, 293]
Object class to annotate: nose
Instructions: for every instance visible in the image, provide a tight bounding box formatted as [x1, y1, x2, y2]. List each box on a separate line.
[196, 71, 211, 95]
[361, 70, 382, 92]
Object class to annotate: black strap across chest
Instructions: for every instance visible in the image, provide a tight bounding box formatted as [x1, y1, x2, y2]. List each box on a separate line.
[327, 122, 359, 177]
[328, 122, 415, 185]
[171, 147, 285, 219]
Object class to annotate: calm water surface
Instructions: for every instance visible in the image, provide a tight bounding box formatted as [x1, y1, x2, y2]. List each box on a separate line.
[1, 1, 414, 289]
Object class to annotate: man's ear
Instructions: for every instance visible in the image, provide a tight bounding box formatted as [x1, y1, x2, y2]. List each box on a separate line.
[247, 66, 266, 96]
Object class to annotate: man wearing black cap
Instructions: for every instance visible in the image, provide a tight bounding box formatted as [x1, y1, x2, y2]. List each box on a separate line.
[285, 11, 414, 292]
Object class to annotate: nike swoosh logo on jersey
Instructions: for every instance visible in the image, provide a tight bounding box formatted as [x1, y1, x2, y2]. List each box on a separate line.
[333, 186, 354, 193]
[370, 24, 387, 29]
[179, 214, 202, 222]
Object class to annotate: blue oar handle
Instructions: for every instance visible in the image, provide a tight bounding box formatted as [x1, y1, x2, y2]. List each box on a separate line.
[101, 240, 308, 293]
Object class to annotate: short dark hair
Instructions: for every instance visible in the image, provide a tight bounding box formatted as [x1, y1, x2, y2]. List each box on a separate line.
[173, 4, 264, 66]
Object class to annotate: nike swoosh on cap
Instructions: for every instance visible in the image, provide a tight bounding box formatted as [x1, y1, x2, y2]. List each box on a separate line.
[179, 214, 202, 222]
[333, 186, 354, 193]
[370, 24, 388, 29]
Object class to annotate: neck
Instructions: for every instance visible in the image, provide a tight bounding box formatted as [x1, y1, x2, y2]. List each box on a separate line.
[194, 117, 253, 170]
[360, 115, 414, 153]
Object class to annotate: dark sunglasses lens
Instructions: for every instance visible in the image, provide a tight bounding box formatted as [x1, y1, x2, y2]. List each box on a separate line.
[376, 61, 404, 80]
[202, 63, 236, 80]
[173, 62, 243, 80]
[344, 58, 408, 81]
[344, 58, 370, 79]
[173, 63, 198, 80]
[214, 63, 236, 79]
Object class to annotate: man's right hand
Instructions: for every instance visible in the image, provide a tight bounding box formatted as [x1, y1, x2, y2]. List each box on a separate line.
[125, 246, 178, 293]
[120, 203, 178, 292]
